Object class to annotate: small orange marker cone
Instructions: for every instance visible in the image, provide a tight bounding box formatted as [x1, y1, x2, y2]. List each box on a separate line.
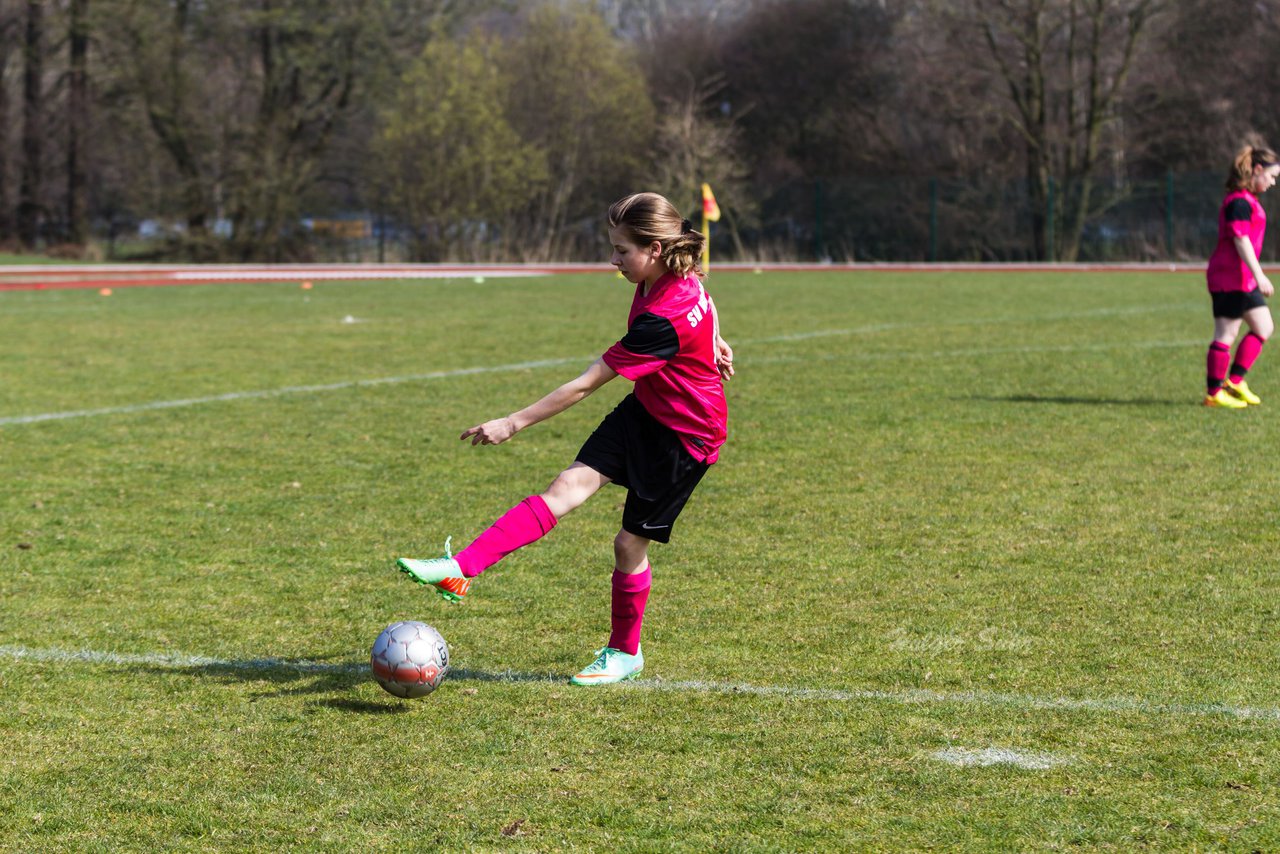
[300, 281, 313, 290]
[98, 287, 112, 296]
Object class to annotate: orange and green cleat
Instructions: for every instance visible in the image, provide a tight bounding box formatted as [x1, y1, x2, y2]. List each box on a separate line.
[1224, 378, 1262, 405]
[569, 646, 644, 685]
[1204, 388, 1249, 409]
[396, 538, 471, 603]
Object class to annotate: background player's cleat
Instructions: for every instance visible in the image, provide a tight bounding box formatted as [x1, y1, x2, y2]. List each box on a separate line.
[396, 537, 471, 603]
[1224, 378, 1261, 405]
[569, 646, 644, 685]
[1204, 389, 1248, 409]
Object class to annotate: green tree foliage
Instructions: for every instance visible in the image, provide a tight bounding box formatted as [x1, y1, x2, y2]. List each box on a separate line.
[500, 1, 655, 260]
[223, 1, 373, 261]
[19, 0, 1258, 262]
[95, 1, 217, 239]
[95, 0, 379, 260]
[375, 30, 547, 262]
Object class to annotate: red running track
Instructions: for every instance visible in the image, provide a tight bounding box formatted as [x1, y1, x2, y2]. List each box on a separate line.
[0, 261, 1208, 292]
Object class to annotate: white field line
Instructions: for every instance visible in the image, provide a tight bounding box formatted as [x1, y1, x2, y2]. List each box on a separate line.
[169, 269, 547, 281]
[0, 337, 1201, 428]
[750, 302, 1203, 345]
[1, 643, 1277, 724]
[748, 338, 1205, 367]
[0, 303, 1204, 428]
[0, 356, 589, 426]
[931, 747, 1069, 770]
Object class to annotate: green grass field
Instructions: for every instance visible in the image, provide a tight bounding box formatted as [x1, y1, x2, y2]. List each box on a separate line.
[2, 268, 1279, 850]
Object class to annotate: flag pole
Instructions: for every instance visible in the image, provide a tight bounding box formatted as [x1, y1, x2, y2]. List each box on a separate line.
[702, 213, 711, 272]
[700, 183, 720, 273]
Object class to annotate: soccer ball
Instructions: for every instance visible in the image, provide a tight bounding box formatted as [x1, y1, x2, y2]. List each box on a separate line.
[370, 620, 449, 699]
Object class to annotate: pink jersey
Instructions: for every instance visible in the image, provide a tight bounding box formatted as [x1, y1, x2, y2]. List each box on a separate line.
[602, 272, 728, 463]
[1207, 190, 1267, 293]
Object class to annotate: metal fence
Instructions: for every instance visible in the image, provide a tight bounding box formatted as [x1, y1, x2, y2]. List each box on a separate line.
[106, 171, 1272, 265]
[739, 171, 1265, 264]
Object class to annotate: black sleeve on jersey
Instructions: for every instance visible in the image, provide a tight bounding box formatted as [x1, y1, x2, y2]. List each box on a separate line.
[1225, 198, 1253, 223]
[619, 312, 679, 360]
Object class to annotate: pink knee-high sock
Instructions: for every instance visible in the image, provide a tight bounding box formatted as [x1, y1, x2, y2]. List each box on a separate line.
[1230, 333, 1266, 383]
[1207, 341, 1231, 392]
[455, 495, 557, 578]
[608, 565, 651, 656]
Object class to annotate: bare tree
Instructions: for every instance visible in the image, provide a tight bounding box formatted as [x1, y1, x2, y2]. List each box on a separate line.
[18, 0, 42, 247]
[954, 0, 1163, 260]
[66, 0, 88, 245]
[224, 0, 367, 261]
[0, 1, 24, 241]
[1125, 0, 1280, 175]
[649, 77, 752, 255]
[97, 0, 214, 237]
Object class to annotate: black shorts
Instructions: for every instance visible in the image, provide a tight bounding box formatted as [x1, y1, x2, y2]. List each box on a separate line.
[575, 394, 709, 544]
[1211, 289, 1268, 318]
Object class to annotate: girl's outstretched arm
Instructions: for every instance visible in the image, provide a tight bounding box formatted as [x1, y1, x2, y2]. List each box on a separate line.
[461, 358, 619, 446]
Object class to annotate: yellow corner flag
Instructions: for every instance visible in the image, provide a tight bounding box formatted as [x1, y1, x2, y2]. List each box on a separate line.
[701, 183, 721, 222]
[700, 183, 720, 271]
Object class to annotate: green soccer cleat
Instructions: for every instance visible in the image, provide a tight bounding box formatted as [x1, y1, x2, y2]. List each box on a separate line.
[1224, 378, 1262, 405]
[396, 538, 471, 603]
[1204, 388, 1249, 409]
[569, 646, 644, 685]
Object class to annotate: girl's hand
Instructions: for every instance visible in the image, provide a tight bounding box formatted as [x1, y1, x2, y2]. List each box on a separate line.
[1260, 274, 1275, 298]
[461, 417, 517, 446]
[714, 336, 735, 382]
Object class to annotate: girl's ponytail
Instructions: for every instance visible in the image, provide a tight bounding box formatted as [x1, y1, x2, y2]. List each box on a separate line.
[662, 221, 706, 278]
[1225, 144, 1280, 191]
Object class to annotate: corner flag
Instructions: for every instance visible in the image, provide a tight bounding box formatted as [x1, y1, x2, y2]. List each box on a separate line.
[700, 183, 720, 270]
[701, 183, 721, 222]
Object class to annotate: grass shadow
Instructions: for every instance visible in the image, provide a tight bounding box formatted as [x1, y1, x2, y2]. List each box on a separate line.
[963, 394, 1189, 407]
[313, 670, 568, 713]
[128, 656, 366, 699]
[123, 659, 568, 702]
[319, 698, 415, 714]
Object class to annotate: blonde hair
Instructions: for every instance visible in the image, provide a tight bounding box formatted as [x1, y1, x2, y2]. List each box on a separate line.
[607, 192, 706, 278]
[1226, 144, 1280, 191]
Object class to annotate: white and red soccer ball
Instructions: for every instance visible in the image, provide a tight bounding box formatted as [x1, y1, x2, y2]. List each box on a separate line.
[370, 620, 449, 698]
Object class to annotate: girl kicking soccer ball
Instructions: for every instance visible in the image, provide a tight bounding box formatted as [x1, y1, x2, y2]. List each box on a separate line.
[397, 192, 732, 685]
[1204, 144, 1280, 408]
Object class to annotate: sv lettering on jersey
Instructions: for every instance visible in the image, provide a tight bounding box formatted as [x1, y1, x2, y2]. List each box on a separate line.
[685, 284, 712, 328]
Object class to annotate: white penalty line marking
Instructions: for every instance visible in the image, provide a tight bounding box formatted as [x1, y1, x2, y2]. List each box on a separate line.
[1, 644, 1277, 725]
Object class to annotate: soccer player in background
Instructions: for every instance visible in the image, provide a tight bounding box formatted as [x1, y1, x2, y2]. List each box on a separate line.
[1204, 144, 1280, 408]
[397, 192, 733, 685]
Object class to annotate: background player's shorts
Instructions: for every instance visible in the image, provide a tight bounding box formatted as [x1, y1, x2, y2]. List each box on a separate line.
[1211, 288, 1267, 318]
[575, 393, 709, 544]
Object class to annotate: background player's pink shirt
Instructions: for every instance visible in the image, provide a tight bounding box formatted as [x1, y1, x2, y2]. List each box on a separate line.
[1207, 190, 1267, 293]
[601, 272, 728, 463]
